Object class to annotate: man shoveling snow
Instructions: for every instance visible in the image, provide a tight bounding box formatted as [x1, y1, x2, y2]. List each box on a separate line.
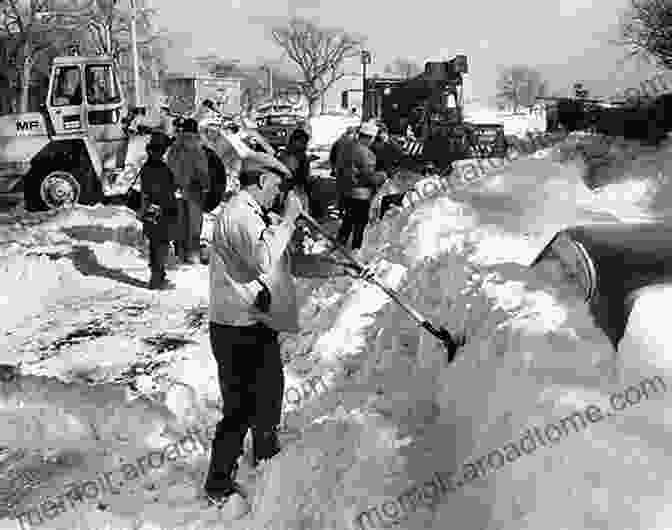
[204, 153, 304, 518]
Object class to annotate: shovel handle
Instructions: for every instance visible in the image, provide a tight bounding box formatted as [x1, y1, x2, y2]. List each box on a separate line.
[298, 213, 461, 356]
[299, 213, 434, 325]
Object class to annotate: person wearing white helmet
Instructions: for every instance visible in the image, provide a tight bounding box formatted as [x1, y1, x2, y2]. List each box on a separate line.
[334, 120, 385, 252]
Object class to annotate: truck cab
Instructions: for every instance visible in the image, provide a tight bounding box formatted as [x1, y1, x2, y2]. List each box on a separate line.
[47, 55, 128, 173]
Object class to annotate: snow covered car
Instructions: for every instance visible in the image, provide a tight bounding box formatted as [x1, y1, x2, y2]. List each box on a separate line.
[256, 114, 311, 149]
[531, 222, 672, 348]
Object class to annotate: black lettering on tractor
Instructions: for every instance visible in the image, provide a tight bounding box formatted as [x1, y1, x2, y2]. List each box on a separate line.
[16, 120, 40, 131]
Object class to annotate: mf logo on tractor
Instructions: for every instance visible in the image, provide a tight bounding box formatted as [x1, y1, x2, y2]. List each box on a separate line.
[16, 120, 41, 132]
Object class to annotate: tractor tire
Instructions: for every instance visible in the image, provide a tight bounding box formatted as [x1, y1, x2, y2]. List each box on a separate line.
[25, 164, 102, 212]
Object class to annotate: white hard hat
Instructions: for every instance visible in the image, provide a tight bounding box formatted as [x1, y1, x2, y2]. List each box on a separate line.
[359, 120, 378, 138]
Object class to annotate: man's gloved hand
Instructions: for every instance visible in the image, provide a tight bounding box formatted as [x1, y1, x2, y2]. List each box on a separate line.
[254, 280, 271, 313]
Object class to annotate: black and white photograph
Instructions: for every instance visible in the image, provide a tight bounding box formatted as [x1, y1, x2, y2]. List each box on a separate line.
[2, 0, 672, 528]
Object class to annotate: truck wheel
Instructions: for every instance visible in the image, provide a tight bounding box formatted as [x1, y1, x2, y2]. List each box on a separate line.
[40, 170, 81, 210]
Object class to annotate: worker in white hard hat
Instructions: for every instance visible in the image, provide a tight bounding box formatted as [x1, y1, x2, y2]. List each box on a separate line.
[334, 120, 385, 252]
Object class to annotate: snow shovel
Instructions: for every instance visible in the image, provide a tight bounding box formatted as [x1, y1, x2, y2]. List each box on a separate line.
[298, 212, 465, 362]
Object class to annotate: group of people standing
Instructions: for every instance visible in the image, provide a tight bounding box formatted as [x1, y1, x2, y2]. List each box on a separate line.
[329, 120, 404, 252]
[133, 114, 407, 521]
[137, 116, 226, 290]
[197, 117, 408, 520]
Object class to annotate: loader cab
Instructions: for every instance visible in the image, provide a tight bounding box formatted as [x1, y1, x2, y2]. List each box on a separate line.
[47, 55, 128, 172]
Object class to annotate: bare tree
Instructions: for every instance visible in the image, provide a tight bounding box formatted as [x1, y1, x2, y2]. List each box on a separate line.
[74, 0, 171, 100]
[194, 54, 239, 76]
[496, 65, 547, 112]
[0, 0, 169, 111]
[384, 57, 422, 79]
[0, 0, 83, 112]
[617, 0, 672, 68]
[270, 16, 364, 116]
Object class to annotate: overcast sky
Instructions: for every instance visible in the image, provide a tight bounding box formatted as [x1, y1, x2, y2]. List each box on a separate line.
[156, 0, 659, 106]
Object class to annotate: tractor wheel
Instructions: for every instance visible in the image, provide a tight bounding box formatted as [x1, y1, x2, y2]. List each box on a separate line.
[39, 170, 81, 210]
[26, 157, 103, 212]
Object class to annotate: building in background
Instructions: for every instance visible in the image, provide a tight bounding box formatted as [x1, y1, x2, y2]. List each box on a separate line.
[161, 72, 243, 117]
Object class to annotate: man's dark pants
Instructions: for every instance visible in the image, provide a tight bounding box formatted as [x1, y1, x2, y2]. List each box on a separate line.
[148, 237, 170, 281]
[176, 197, 203, 262]
[337, 196, 372, 250]
[204, 321, 284, 495]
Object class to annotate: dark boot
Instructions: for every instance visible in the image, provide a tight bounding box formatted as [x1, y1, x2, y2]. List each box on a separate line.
[204, 440, 241, 498]
[252, 428, 281, 467]
[149, 274, 174, 290]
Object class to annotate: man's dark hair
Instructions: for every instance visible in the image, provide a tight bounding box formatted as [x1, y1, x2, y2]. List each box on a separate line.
[182, 118, 199, 133]
[289, 128, 309, 144]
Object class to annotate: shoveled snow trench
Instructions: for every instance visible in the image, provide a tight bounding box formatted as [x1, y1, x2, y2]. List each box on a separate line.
[1, 133, 672, 530]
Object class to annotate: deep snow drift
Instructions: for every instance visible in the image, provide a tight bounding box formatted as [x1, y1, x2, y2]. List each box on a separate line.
[1, 133, 672, 530]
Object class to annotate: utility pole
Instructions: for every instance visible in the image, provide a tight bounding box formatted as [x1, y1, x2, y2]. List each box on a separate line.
[129, 0, 141, 107]
[260, 65, 273, 100]
[361, 50, 371, 120]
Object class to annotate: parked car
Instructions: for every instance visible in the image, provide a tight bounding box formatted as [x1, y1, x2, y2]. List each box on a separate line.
[531, 222, 672, 348]
[256, 113, 311, 149]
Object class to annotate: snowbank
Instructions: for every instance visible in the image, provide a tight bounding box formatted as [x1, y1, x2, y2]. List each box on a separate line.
[3, 132, 672, 530]
[463, 107, 546, 137]
[0, 205, 145, 337]
[245, 135, 672, 530]
[308, 115, 360, 150]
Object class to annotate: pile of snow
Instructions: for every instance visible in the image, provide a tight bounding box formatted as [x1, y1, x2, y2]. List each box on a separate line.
[308, 115, 360, 150]
[464, 106, 546, 137]
[249, 142, 672, 530]
[0, 205, 145, 336]
[556, 134, 672, 221]
[3, 132, 672, 530]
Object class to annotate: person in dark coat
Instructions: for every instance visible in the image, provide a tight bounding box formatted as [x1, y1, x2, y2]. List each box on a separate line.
[370, 124, 404, 179]
[370, 124, 407, 219]
[329, 126, 358, 217]
[166, 118, 210, 264]
[334, 121, 384, 252]
[139, 132, 179, 289]
[202, 144, 228, 213]
[278, 128, 318, 216]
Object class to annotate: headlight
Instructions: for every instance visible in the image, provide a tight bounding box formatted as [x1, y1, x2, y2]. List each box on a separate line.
[535, 232, 597, 303]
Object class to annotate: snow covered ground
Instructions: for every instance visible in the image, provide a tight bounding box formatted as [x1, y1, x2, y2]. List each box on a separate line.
[308, 115, 361, 151]
[463, 106, 547, 137]
[1, 133, 672, 530]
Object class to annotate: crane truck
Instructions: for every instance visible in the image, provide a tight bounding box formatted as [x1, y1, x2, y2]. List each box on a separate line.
[366, 56, 508, 173]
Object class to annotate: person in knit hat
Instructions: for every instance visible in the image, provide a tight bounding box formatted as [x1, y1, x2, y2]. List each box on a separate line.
[166, 118, 210, 264]
[138, 132, 180, 289]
